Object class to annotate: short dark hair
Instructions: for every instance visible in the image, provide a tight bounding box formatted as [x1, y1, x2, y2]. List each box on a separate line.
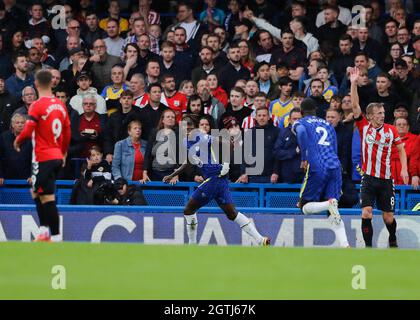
[230, 86, 245, 96]
[339, 34, 353, 42]
[148, 83, 162, 92]
[310, 78, 324, 88]
[355, 52, 369, 61]
[277, 76, 293, 87]
[13, 51, 28, 64]
[160, 73, 175, 83]
[120, 89, 134, 98]
[35, 70, 52, 88]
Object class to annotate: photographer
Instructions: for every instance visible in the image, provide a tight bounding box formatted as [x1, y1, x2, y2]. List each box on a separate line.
[113, 178, 147, 206]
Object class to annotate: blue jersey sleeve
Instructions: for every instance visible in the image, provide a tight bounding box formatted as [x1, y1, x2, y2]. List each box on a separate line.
[295, 123, 308, 162]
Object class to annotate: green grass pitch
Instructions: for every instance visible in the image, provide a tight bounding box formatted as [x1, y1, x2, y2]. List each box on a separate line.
[1, 242, 420, 299]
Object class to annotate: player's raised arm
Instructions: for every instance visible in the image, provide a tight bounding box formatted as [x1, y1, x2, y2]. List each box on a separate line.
[349, 67, 362, 119]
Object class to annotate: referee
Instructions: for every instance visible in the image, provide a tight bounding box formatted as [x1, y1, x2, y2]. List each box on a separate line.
[350, 68, 409, 248]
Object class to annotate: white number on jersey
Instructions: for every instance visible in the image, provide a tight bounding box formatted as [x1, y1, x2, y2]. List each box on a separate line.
[52, 118, 62, 142]
[316, 126, 330, 146]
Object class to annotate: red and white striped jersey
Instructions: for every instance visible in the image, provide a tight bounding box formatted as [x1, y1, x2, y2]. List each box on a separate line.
[242, 114, 281, 130]
[356, 115, 402, 180]
[133, 93, 149, 108]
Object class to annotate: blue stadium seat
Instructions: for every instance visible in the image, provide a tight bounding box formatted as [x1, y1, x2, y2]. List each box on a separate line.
[57, 189, 73, 205]
[266, 192, 300, 208]
[0, 188, 33, 204]
[406, 193, 420, 211]
[143, 190, 189, 206]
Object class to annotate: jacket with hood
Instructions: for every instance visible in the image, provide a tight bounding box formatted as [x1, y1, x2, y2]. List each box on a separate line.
[70, 87, 107, 115]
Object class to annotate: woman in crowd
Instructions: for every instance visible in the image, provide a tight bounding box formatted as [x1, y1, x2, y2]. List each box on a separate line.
[143, 108, 180, 183]
[207, 73, 228, 107]
[112, 119, 147, 182]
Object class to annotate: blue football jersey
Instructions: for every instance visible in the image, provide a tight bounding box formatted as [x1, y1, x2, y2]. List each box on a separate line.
[294, 116, 340, 170]
[185, 132, 223, 178]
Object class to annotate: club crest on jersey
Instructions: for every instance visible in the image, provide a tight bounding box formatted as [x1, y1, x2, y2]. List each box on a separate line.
[174, 100, 180, 107]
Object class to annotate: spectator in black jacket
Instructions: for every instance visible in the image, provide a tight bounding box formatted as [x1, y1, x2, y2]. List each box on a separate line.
[104, 89, 141, 163]
[218, 43, 251, 93]
[159, 41, 188, 90]
[237, 107, 280, 183]
[273, 107, 304, 183]
[0, 113, 32, 182]
[307, 79, 330, 119]
[83, 10, 107, 50]
[137, 83, 167, 141]
[191, 45, 218, 86]
[113, 178, 147, 206]
[326, 108, 352, 176]
[0, 77, 17, 132]
[329, 34, 354, 87]
[316, 5, 347, 55]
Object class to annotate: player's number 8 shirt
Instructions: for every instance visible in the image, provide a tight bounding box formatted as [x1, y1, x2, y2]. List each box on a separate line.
[355, 115, 402, 180]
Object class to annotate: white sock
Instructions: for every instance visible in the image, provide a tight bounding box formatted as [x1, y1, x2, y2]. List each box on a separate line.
[184, 214, 198, 244]
[234, 212, 264, 244]
[50, 235, 62, 242]
[330, 218, 349, 247]
[302, 201, 329, 214]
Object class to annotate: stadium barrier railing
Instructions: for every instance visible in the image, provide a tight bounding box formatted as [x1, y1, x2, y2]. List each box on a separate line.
[0, 180, 419, 214]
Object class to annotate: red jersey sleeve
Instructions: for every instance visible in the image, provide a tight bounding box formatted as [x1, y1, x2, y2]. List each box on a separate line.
[409, 135, 420, 176]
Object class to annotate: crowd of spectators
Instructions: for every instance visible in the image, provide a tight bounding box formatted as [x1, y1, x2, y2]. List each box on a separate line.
[0, 0, 419, 197]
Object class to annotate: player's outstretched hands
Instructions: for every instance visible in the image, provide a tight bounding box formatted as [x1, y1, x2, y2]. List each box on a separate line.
[401, 168, 410, 185]
[349, 67, 360, 84]
[13, 138, 21, 152]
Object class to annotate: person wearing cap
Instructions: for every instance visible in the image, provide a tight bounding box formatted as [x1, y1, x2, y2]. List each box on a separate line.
[69, 71, 107, 115]
[391, 58, 419, 104]
[112, 177, 147, 206]
[393, 103, 410, 120]
[61, 46, 88, 97]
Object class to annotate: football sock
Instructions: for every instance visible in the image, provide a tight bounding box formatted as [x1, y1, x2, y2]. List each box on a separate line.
[331, 218, 349, 247]
[235, 212, 264, 244]
[184, 214, 198, 244]
[43, 201, 60, 236]
[361, 218, 373, 247]
[386, 218, 397, 242]
[302, 201, 329, 214]
[34, 197, 48, 227]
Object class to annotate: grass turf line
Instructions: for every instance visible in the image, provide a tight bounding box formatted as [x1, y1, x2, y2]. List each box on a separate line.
[1, 242, 420, 299]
